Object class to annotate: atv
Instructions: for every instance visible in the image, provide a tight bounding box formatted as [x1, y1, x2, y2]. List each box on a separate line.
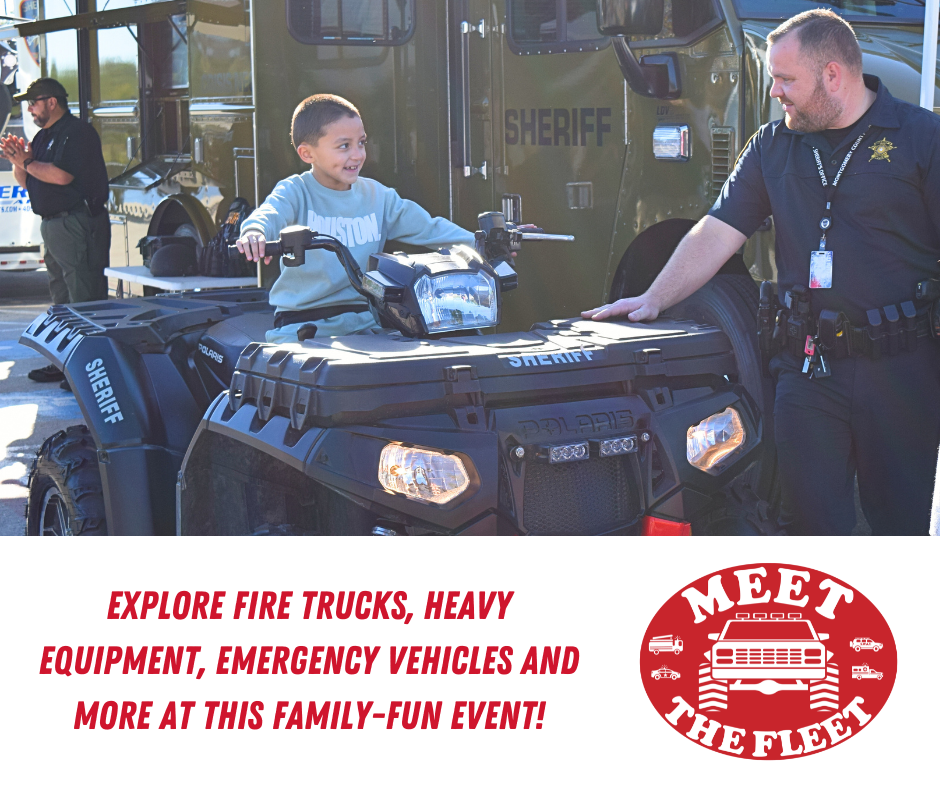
[20, 213, 776, 536]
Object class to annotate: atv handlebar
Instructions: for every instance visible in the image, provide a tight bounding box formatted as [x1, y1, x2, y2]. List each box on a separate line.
[228, 225, 369, 298]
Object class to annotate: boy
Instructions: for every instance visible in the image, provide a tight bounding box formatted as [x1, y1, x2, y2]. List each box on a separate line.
[237, 94, 474, 342]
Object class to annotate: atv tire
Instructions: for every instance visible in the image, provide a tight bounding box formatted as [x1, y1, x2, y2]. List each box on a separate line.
[26, 425, 107, 536]
[691, 479, 784, 536]
[665, 275, 777, 501]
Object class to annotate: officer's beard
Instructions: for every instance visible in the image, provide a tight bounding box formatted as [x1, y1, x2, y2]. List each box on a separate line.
[782, 73, 842, 133]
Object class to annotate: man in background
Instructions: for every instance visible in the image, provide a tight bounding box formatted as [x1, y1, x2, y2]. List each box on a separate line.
[0, 77, 110, 386]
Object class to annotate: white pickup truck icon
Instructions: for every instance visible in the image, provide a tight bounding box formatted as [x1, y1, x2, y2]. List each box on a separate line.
[699, 612, 838, 713]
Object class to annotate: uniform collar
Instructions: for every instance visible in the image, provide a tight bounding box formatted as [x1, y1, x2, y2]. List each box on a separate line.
[783, 74, 900, 147]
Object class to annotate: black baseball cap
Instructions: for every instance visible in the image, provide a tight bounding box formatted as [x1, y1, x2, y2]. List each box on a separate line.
[12, 78, 69, 103]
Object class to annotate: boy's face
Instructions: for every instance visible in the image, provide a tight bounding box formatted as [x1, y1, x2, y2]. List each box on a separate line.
[297, 114, 367, 191]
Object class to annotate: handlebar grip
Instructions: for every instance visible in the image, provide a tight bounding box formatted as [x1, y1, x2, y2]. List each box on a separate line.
[518, 233, 575, 242]
[226, 240, 284, 260]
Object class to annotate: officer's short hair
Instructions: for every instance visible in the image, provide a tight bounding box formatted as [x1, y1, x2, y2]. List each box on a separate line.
[767, 9, 863, 77]
[291, 94, 361, 149]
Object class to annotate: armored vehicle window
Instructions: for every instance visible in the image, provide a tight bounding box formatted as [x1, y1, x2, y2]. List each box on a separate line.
[732, 0, 925, 22]
[508, 0, 608, 54]
[671, 0, 719, 38]
[287, 0, 415, 46]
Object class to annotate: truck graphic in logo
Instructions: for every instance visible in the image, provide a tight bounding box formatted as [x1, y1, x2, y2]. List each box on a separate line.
[648, 635, 683, 655]
[641, 564, 896, 760]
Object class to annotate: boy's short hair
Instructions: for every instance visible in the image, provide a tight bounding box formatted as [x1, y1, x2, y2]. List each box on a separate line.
[291, 94, 361, 148]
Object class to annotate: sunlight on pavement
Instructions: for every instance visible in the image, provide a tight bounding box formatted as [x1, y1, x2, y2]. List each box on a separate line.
[0, 462, 28, 499]
[0, 404, 38, 501]
[0, 361, 13, 381]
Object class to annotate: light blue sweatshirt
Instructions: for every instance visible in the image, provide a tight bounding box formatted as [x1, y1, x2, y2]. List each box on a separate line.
[240, 171, 474, 340]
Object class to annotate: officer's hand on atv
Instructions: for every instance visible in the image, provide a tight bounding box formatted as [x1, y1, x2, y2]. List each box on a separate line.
[581, 293, 662, 322]
[236, 232, 273, 265]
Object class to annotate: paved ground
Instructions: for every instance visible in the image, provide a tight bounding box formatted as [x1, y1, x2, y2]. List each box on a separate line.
[0, 270, 83, 536]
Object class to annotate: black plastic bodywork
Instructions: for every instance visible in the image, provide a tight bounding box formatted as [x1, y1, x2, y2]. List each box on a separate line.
[20, 289, 273, 535]
[21, 290, 762, 536]
[181, 316, 762, 535]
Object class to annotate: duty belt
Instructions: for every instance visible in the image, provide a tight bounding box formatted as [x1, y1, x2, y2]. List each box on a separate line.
[758, 280, 938, 377]
[813, 306, 932, 361]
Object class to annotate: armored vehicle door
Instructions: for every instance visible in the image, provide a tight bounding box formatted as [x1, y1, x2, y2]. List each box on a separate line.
[448, 0, 497, 230]
[495, 0, 626, 331]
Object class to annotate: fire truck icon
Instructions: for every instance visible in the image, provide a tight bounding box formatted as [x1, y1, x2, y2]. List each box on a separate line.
[852, 664, 884, 680]
[648, 635, 683, 655]
[697, 612, 839, 713]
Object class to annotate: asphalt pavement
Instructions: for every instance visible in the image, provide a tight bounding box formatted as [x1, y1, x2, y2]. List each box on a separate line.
[0, 270, 83, 536]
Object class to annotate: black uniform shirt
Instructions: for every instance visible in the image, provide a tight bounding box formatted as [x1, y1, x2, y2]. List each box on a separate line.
[709, 75, 940, 325]
[27, 112, 109, 219]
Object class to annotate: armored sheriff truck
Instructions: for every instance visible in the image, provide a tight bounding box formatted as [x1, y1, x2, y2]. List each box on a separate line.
[11, 1, 940, 525]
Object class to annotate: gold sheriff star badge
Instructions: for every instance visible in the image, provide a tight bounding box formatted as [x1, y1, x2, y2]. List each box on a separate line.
[869, 137, 895, 162]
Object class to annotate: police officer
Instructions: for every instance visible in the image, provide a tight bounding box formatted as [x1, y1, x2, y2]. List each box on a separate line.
[583, 10, 940, 535]
[0, 78, 110, 385]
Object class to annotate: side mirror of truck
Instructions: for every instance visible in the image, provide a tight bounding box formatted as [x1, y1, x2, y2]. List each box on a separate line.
[596, 0, 664, 37]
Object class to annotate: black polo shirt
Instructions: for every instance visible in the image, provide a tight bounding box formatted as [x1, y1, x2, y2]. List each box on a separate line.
[28, 112, 109, 219]
[709, 75, 940, 325]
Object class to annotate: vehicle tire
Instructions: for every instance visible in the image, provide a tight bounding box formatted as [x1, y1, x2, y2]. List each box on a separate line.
[654, 674, 661, 680]
[873, 645, 881, 652]
[664, 275, 778, 501]
[652, 649, 660, 655]
[671, 674, 678, 680]
[698, 662, 728, 712]
[809, 662, 839, 713]
[690, 478, 785, 536]
[673, 648, 681, 655]
[26, 425, 107, 536]
[854, 646, 861, 652]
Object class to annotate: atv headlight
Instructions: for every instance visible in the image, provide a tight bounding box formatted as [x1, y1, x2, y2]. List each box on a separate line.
[415, 270, 498, 333]
[378, 443, 470, 504]
[687, 407, 745, 472]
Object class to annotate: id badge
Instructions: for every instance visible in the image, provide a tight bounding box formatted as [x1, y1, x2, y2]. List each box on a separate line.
[809, 250, 833, 289]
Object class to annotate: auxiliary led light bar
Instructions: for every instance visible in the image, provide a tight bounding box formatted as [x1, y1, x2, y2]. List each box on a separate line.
[598, 436, 637, 457]
[548, 442, 588, 464]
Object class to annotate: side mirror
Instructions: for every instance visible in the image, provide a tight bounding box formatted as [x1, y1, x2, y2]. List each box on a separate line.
[596, 0, 664, 37]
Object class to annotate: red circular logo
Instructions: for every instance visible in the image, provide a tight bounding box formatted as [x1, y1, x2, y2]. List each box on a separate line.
[641, 564, 896, 759]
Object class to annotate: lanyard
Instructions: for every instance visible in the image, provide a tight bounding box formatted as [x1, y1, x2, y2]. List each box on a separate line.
[811, 125, 871, 251]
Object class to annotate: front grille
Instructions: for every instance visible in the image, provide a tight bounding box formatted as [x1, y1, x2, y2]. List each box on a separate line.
[711, 127, 734, 199]
[522, 455, 640, 535]
[734, 648, 804, 665]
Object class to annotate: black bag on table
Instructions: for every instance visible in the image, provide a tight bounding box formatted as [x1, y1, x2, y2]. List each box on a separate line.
[198, 198, 255, 277]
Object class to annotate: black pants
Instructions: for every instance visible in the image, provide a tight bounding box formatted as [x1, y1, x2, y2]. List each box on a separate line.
[41, 208, 110, 304]
[770, 341, 940, 535]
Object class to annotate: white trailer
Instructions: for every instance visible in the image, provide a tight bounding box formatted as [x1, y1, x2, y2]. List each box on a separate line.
[0, 10, 43, 273]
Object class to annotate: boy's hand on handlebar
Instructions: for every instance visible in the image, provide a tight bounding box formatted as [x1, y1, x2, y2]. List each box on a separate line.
[581, 294, 661, 322]
[237, 232, 272, 265]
